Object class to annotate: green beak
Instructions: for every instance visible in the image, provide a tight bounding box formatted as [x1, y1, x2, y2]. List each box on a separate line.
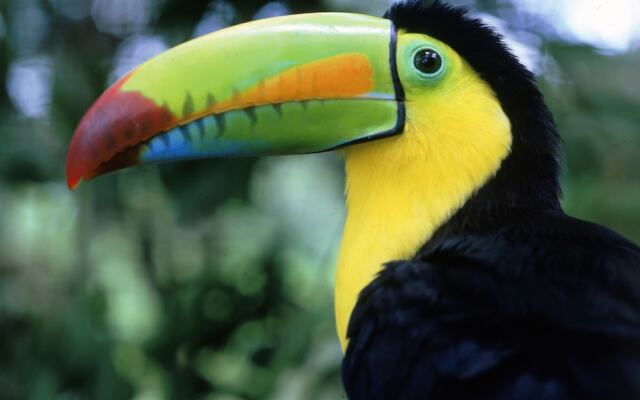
[66, 13, 404, 189]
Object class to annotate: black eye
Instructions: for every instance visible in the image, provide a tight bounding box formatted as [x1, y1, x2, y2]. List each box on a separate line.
[414, 49, 443, 75]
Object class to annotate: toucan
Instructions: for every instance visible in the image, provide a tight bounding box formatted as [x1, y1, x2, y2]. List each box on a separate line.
[66, 1, 640, 398]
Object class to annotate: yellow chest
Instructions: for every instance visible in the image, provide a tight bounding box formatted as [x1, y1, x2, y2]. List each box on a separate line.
[334, 84, 512, 350]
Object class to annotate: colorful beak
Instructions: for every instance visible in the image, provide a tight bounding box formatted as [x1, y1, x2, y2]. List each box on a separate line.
[66, 13, 404, 189]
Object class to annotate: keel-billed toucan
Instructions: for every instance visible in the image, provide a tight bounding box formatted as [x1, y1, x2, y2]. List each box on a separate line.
[66, 1, 640, 398]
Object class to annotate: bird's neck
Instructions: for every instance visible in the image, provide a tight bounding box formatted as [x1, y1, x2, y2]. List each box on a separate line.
[335, 98, 513, 350]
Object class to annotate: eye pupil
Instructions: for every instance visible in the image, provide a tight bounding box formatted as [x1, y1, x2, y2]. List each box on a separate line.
[414, 49, 443, 75]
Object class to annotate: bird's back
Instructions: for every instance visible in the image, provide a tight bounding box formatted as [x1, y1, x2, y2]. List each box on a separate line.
[343, 210, 640, 400]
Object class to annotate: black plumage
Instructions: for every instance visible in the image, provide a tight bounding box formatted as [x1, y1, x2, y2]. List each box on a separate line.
[342, 2, 640, 399]
[344, 211, 640, 399]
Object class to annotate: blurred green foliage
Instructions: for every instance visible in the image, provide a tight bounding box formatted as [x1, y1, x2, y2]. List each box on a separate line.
[0, 0, 638, 399]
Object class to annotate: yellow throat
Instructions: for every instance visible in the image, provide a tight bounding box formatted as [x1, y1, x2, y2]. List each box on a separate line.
[335, 53, 513, 350]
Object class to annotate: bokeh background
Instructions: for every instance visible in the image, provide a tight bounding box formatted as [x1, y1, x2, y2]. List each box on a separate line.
[0, 0, 638, 398]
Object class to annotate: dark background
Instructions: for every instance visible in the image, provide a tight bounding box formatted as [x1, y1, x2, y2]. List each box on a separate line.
[0, 0, 638, 398]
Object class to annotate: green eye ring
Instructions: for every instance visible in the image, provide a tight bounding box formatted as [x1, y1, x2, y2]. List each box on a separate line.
[411, 47, 445, 78]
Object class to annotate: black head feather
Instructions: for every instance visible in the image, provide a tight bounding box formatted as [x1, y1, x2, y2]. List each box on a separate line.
[385, 1, 563, 233]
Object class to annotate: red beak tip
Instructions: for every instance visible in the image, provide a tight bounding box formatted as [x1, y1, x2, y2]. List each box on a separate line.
[67, 178, 80, 190]
[66, 149, 85, 190]
[66, 167, 82, 190]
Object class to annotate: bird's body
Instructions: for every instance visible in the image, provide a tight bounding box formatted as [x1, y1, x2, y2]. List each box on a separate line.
[66, 1, 640, 398]
[343, 204, 640, 399]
